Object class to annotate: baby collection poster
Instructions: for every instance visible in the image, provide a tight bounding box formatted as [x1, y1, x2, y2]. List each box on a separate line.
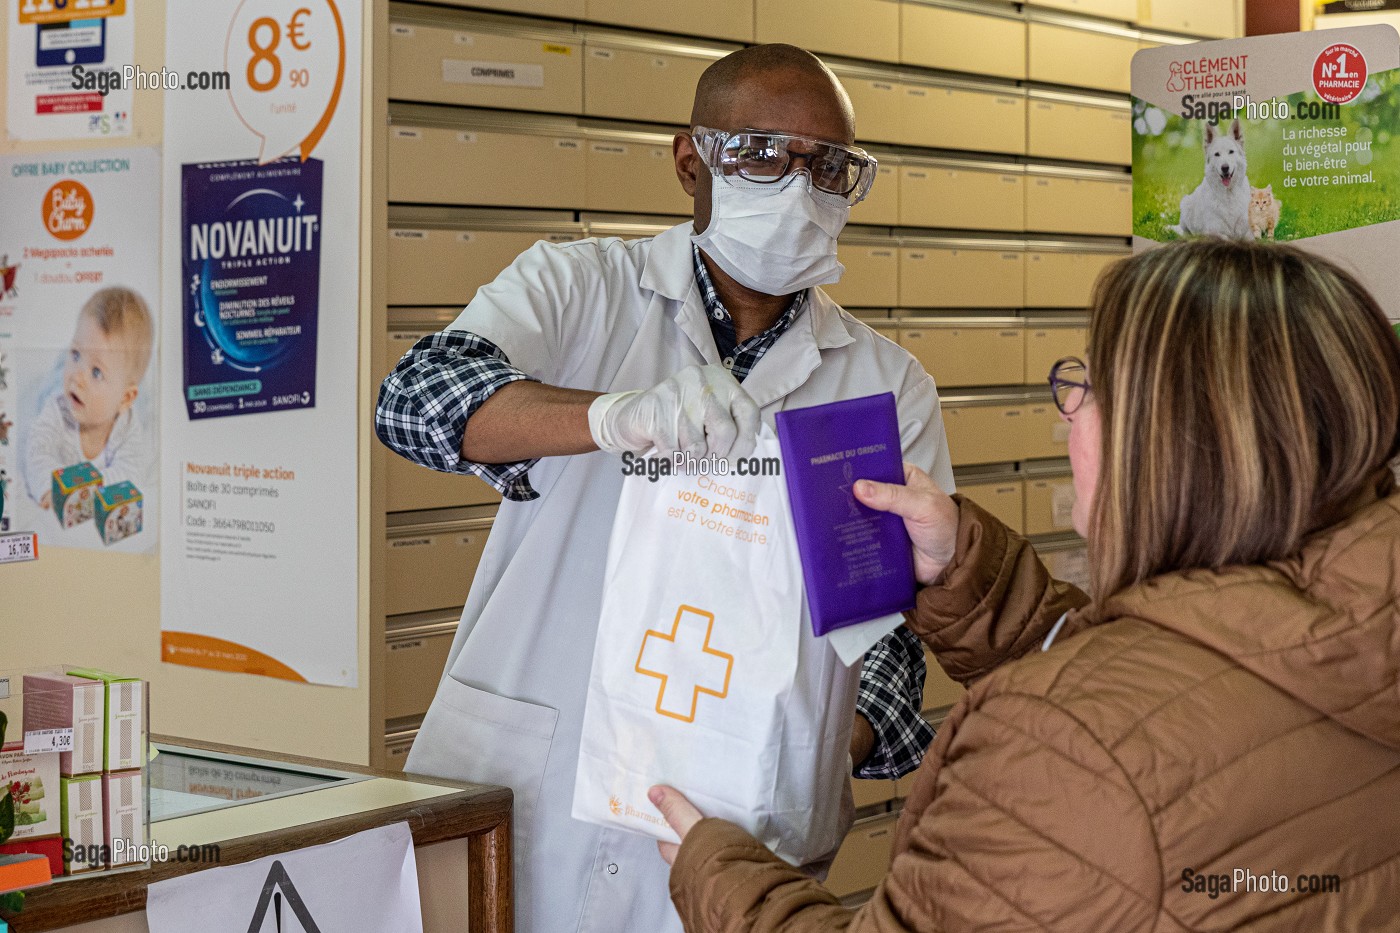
[1131, 24, 1400, 321]
[0, 147, 160, 553]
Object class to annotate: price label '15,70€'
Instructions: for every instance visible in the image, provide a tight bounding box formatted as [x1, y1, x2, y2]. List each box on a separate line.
[225, 0, 346, 162]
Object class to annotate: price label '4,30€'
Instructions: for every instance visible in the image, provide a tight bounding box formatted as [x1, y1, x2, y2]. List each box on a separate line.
[225, 0, 347, 163]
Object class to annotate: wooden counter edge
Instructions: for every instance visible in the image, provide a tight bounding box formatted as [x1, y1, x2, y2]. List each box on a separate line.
[5, 735, 514, 933]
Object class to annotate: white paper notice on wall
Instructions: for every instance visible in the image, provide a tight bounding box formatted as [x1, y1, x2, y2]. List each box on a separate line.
[442, 59, 545, 88]
[146, 822, 423, 933]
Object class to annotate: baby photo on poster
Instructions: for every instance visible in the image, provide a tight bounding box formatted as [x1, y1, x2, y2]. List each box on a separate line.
[181, 158, 323, 421]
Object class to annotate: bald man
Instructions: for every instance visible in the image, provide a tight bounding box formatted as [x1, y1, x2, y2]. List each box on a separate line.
[377, 44, 954, 933]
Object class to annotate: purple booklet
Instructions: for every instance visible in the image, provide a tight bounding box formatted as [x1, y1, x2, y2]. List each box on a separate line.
[775, 393, 916, 637]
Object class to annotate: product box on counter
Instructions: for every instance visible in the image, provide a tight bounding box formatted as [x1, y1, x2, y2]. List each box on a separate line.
[61, 774, 105, 875]
[102, 769, 145, 869]
[0, 744, 60, 841]
[65, 668, 146, 772]
[22, 672, 105, 776]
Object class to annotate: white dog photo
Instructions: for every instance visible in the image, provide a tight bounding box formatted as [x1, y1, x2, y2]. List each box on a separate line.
[1170, 118, 1255, 240]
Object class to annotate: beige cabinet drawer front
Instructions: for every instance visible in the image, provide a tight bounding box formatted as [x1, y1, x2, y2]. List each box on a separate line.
[1025, 174, 1131, 236]
[387, 228, 549, 306]
[842, 77, 904, 146]
[756, 0, 900, 63]
[585, 139, 692, 215]
[900, 325, 1025, 387]
[1028, 23, 1137, 94]
[1140, 0, 1236, 39]
[388, 21, 583, 114]
[586, 0, 754, 43]
[850, 163, 899, 226]
[1027, 99, 1131, 165]
[1022, 400, 1069, 460]
[385, 625, 456, 720]
[1025, 474, 1076, 536]
[583, 45, 712, 125]
[823, 245, 900, 309]
[387, 458, 502, 513]
[826, 814, 899, 897]
[958, 478, 1026, 534]
[385, 523, 491, 616]
[389, 126, 586, 208]
[442, 0, 586, 17]
[900, 165, 1025, 231]
[923, 647, 966, 710]
[1025, 324, 1087, 381]
[901, 4, 1026, 80]
[942, 404, 1031, 466]
[1025, 250, 1123, 308]
[900, 248, 1025, 308]
[851, 776, 896, 809]
[1024, 0, 1136, 18]
[904, 86, 1027, 155]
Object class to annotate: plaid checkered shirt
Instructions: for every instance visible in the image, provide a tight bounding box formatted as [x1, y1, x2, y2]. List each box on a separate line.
[374, 243, 935, 780]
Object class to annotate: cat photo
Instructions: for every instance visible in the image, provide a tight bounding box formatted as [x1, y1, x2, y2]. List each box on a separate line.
[1250, 185, 1282, 240]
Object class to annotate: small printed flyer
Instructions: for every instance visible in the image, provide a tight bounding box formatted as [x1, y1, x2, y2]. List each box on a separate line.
[6, 0, 134, 141]
[181, 158, 324, 421]
[1131, 25, 1400, 320]
[0, 148, 160, 553]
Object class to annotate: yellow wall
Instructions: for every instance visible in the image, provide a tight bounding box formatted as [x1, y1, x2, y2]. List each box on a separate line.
[0, 2, 375, 765]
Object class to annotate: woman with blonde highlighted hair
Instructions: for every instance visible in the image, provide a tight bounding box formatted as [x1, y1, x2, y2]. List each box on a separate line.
[650, 239, 1400, 932]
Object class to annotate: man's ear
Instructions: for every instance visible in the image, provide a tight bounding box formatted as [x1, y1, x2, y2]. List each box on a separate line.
[673, 132, 699, 198]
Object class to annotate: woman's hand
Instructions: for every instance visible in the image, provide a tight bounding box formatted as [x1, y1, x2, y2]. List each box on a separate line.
[855, 463, 959, 586]
[649, 785, 706, 866]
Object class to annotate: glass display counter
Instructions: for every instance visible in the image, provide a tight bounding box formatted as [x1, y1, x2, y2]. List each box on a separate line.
[2, 736, 512, 933]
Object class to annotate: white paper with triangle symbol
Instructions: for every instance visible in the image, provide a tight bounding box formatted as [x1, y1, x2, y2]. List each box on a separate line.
[146, 822, 422, 932]
[572, 431, 857, 866]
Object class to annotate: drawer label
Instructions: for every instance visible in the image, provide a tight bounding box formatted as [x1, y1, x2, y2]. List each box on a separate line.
[392, 128, 421, 140]
[906, 170, 928, 179]
[590, 48, 614, 59]
[1003, 176, 1020, 183]
[1002, 410, 1023, 418]
[390, 639, 425, 651]
[870, 250, 893, 258]
[391, 229, 428, 239]
[457, 131, 478, 143]
[391, 24, 414, 38]
[457, 232, 474, 243]
[556, 138, 582, 149]
[591, 143, 628, 155]
[1052, 484, 1076, 528]
[543, 43, 573, 55]
[458, 535, 478, 547]
[547, 233, 577, 242]
[453, 33, 475, 46]
[391, 537, 433, 548]
[652, 57, 668, 68]
[443, 59, 545, 89]
[906, 87, 927, 97]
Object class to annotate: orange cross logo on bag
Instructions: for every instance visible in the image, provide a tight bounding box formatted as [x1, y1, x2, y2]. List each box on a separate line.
[635, 605, 734, 723]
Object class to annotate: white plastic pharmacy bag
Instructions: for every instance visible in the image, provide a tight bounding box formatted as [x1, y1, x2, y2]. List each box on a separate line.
[572, 431, 854, 865]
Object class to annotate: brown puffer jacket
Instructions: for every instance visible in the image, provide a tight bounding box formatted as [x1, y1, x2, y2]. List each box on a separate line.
[669, 474, 1400, 932]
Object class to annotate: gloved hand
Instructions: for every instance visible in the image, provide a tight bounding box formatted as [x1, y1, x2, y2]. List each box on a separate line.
[588, 364, 761, 460]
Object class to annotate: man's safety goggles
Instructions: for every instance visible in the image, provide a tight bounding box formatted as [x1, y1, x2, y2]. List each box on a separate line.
[690, 126, 878, 205]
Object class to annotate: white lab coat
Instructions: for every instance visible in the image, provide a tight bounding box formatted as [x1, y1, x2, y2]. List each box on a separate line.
[404, 223, 954, 933]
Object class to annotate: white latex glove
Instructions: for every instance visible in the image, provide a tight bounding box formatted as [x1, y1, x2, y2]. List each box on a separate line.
[588, 364, 761, 460]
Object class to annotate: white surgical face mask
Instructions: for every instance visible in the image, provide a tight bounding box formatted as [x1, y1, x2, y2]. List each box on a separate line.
[691, 174, 850, 295]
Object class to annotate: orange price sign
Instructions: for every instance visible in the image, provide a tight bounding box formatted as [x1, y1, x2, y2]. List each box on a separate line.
[224, 0, 345, 162]
[17, 0, 125, 26]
